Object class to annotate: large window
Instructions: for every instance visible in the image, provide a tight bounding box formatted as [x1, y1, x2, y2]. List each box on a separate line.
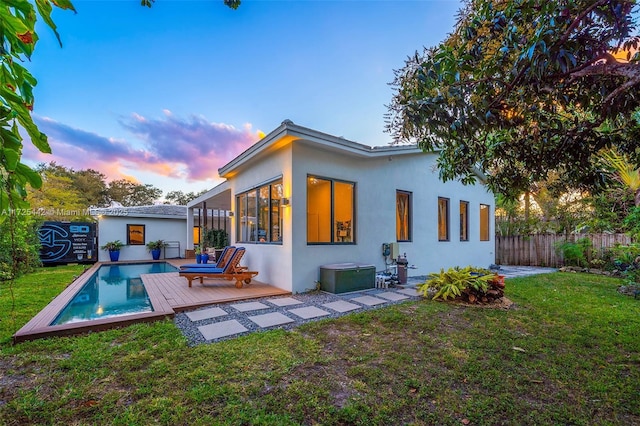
[438, 197, 449, 241]
[460, 201, 469, 241]
[396, 190, 412, 242]
[127, 224, 145, 245]
[236, 179, 283, 243]
[480, 203, 491, 241]
[307, 175, 355, 244]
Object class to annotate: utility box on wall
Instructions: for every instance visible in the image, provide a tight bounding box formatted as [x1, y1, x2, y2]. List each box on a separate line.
[319, 263, 375, 294]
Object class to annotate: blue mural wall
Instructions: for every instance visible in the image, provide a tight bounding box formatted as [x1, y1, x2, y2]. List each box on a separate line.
[38, 222, 97, 264]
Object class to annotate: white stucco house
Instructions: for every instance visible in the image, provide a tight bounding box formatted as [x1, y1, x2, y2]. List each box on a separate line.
[91, 205, 188, 262]
[186, 120, 496, 294]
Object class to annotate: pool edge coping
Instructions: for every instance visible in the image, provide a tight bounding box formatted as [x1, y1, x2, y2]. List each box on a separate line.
[12, 262, 176, 344]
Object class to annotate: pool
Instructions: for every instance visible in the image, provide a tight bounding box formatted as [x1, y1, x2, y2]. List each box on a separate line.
[51, 262, 178, 325]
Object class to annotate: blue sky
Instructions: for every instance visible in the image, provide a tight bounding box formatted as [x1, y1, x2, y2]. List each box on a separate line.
[24, 0, 462, 196]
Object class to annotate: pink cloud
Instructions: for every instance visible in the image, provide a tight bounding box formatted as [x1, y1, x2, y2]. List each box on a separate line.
[23, 113, 261, 184]
[119, 110, 261, 180]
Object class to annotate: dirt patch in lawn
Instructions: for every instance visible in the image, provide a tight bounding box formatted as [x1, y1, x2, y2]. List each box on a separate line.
[445, 296, 516, 310]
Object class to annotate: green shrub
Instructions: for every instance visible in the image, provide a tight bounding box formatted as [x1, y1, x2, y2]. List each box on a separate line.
[0, 215, 42, 280]
[418, 266, 495, 301]
[555, 237, 593, 267]
[623, 206, 640, 240]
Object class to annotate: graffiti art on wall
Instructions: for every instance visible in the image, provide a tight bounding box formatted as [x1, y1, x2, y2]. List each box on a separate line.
[38, 222, 97, 264]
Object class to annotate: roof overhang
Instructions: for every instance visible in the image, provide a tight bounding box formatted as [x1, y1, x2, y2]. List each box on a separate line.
[218, 119, 424, 179]
[187, 180, 231, 210]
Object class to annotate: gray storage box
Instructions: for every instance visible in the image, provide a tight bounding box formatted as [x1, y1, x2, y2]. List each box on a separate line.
[319, 263, 375, 294]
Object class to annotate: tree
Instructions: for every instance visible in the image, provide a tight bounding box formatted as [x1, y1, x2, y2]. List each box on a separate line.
[164, 189, 208, 205]
[73, 169, 109, 207]
[27, 170, 91, 221]
[387, 0, 640, 199]
[107, 179, 162, 206]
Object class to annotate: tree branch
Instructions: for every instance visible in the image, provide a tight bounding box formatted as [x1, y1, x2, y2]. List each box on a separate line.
[555, 0, 609, 47]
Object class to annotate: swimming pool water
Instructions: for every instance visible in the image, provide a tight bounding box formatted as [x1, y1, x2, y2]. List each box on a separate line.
[51, 262, 178, 325]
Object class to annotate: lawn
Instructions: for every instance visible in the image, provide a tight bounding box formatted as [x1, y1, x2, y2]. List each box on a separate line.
[1, 266, 639, 425]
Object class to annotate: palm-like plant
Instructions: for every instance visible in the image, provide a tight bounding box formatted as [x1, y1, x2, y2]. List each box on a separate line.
[600, 148, 640, 207]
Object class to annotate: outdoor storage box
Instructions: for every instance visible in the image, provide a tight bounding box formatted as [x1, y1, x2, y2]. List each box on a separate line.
[319, 263, 375, 294]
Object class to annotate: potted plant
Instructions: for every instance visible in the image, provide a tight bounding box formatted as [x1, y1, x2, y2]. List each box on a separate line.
[101, 240, 125, 262]
[146, 240, 167, 260]
[195, 246, 203, 264]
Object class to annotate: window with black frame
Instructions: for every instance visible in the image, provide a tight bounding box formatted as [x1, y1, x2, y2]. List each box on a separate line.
[307, 175, 355, 244]
[236, 179, 283, 243]
[396, 190, 412, 242]
[438, 197, 449, 242]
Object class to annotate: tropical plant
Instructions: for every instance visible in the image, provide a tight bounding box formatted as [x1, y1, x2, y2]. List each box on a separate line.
[600, 147, 640, 207]
[418, 266, 496, 301]
[610, 243, 640, 270]
[100, 240, 124, 252]
[146, 240, 167, 251]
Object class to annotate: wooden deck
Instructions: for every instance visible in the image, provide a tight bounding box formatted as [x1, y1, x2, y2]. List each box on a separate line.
[13, 260, 289, 343]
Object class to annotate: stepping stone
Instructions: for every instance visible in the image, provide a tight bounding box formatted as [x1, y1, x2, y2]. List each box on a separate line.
[269, 297, 303, 307]
[396, 288, 420, 297]
[288, 306, 330, 320]
[351, 295, 388, 306]
[376, 292, 409, 301]
[198, 320, 248, 340]
[230, 301, 270, 312]
[186, 307, 228, 322]
[249, 312, 294, 328]
[322, 300, 361, 313]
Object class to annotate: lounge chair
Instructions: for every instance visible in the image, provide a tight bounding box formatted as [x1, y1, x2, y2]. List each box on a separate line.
[179, 247, 258, 288]
[180, 246, 235, 270]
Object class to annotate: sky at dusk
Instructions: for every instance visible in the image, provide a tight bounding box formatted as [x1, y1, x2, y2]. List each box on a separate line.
[24, 0, 462, 196]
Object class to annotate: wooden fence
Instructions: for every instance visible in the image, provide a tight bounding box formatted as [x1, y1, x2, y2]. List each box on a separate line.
[495, 233, 632, 267]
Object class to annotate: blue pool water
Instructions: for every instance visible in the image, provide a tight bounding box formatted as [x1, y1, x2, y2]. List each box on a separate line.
[51, 262, 178, 325]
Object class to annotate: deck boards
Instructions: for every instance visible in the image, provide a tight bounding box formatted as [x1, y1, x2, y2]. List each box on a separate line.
[13, 261, 289, 343]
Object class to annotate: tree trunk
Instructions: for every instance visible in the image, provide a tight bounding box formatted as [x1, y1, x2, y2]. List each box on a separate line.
[635, 188, 640, 207]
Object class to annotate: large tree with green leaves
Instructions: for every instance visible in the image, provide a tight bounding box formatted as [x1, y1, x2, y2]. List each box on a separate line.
[107, 179, 162, 206]
[387, 0, 640, 199]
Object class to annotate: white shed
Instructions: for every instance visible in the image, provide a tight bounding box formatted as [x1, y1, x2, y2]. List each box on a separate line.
[91, 205, 187, 262]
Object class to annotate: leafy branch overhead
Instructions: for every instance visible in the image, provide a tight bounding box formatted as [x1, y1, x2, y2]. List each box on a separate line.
[0, 0, 76, 223]
[387, 0, 640, 198]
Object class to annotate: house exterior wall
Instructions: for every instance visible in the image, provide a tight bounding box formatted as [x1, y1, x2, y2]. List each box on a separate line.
[225, 145, 294, 292]
[97, 216, 187, 262]
[288, 143, 495, 293]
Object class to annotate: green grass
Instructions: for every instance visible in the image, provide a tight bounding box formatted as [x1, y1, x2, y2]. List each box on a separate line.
[1, 267, 639, 425]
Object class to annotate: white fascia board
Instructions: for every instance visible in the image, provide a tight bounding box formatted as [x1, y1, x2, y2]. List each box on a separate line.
[218, 120, 425, 177]
[94, 213, 186, 220]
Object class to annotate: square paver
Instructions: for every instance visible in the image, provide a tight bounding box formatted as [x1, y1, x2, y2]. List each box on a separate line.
[268, 297, 304, 307]
[322, 300, 361, 313]
[198, 320, 248, 340]
[351, 295, 388, 306]
[288, 306, 331, 320]
[186, 307, 228, 322]
[376, 292, 410, 302]
[249, 312, 295, 328]
[230, 301, 270, 312]
[396, 288, 420, 297]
